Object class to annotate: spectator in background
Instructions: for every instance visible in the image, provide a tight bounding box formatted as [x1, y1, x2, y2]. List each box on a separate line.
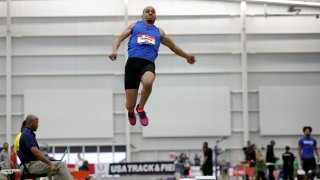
[184, 158, 191, 177]
[266, 140, 278, 180]
[201, 141, 213, 176]
[243, 141, 257, 168]
[298, 126, 319, 180]
[194, 153, 201, 166]
[79, 160, 89, 171]
[14, 120, 26, 153]
[242, 141, 256, 180]
[174, 155, 184, 180]
[220, 160, 230, 180]
[249, 144, 257, 168]
[177, 153, 190, 177]
[174, 156, 184, 180]
[75, 153, 85, 171]
[10, 145, 18, 180]
[0, 142, 10, 169]
[243, 141, 253, 163]
[10, 145, 18, 169]
[282, 146, 295, 180]
[247, 144, 257, 180]
[256, 148, 266, 180]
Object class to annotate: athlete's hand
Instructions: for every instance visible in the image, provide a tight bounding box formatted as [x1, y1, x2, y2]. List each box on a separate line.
[109, 51, 118, 61]
[50, 164, 59, 175]
[186, 54, 196, 64]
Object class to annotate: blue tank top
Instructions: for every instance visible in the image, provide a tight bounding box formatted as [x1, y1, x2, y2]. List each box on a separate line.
[128, 20, 162, 63]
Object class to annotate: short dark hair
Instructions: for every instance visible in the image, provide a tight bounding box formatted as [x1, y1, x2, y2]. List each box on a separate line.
[285, 146, 290, 151]
[270, 140, 275, 145]
[303, 126, 312, 133]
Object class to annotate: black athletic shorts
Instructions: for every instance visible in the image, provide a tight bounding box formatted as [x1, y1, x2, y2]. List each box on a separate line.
[125, 58, 156, 89]
[302, 158, 316, 173]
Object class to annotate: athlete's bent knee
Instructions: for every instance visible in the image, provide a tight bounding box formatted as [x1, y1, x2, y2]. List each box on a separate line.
[143, 82, 153, 91]
[126, 103, 135, 110]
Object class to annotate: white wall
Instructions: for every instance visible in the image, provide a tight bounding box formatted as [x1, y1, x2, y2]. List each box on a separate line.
[259, 86, 320, 135]
[0, 0, 6, 144]
[24, 89, 114, 139]
[246, 2, 320, 162]
[0, 0, 319, 165]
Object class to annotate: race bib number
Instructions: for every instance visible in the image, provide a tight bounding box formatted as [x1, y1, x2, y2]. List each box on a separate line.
[137, 34, 155, 46]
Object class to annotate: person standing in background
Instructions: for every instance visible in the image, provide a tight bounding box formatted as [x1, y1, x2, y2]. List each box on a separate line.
[10, 145, 18, 169]
[256, 148, 266, 180]
[282, 146, 295, 180]
[10, 145, 18, 180]
[298, 126, 319, 180]
[75, 153, 84, 171]
[201, 141, 213, 176]
[0, 142, 10, 169]
[266, 140, 278, 180]
[194, 153, 201, 166]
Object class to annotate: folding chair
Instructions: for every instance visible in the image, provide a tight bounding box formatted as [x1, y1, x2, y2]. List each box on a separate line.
[17, 154, 49, 180]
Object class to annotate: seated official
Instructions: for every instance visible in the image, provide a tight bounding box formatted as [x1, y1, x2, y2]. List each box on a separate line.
[18, 114, 73, 180]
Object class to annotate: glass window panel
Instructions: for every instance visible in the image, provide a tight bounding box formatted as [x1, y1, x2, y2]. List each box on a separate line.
[47, 145, 127, 164]
[115, 145, 126, 152]
[99, 152, 113, 163]
[114, 152, 126, 163]
[54, 153, 64, 161]
[100, 146, 112, 152]
[48, 153, 54, 158]
[55, 146, 68, 153]
[84, 152, 98, 164]
[85, 146, 97, 152]
[70, 146, 82, 153]
[69, 153, 78, 164]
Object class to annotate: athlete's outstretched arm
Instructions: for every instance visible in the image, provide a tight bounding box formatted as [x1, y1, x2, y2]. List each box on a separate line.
[109, 22, 136, 61]
[160, 28, 196, 64]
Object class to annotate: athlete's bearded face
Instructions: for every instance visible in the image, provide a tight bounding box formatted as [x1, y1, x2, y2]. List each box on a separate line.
[142, 6, 156, 24]
[304, 129, 311, 137]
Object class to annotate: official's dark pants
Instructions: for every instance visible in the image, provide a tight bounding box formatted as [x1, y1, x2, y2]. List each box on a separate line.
[257, 171, 266, 180]
[202, 165, 213, 176]
[283, 167, 294, 180]
[267, 165, 275, 180]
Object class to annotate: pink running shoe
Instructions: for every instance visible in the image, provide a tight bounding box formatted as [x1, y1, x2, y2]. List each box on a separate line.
[136, 105, 149, 126]
[128, 110, 136, 126]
